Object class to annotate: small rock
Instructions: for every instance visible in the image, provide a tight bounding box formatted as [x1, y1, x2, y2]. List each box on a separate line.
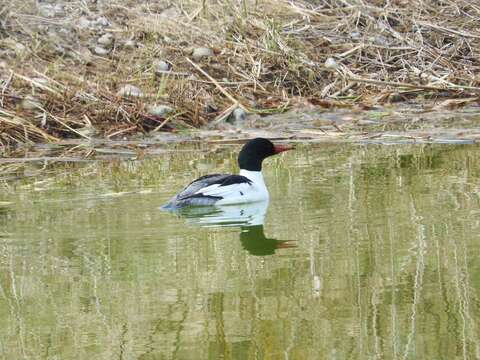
[192, 47, 214, 60]
[183, 47, 193, 55]
[225, 107, 247, 125]
[229, 107, 246, 124]
[95, 16, 109, 27]
[46, 29, 61, 42]
[53, 44, 66, 55]
[3, 38, 26, 54]
[77, 17, 92, 29]
[117, 85, 143, 98]
[367, 36, 391, 46]
[21, 96, 42, 110]
[153, 60, 171, 73]
[357, 119, 379, 126]
[373, 35, 390, 46]
[17, 44, 27, 54]
[123, 39, 137, 49]
[148, 105, 174, 116]
[59, 27, 75, 40]
[93, 46, 110, 56]
[159, 7, 180, 19]
[205, 104, 218, 114]
[54, 4, 65, 16]
[324, 57, 338, 70]
[35, 24, 49, 32]
[389, 92, 403, 103]
[32, 77, 49, 86]
[97, 33, 113, 46]
[38, 4, 56, 18]
[350, 31, 361, 40]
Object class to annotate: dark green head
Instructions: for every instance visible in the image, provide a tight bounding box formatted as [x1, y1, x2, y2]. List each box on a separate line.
[237, 138, 293, 171]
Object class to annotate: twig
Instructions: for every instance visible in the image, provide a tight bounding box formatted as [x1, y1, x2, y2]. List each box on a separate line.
[186, 57, 246, 109]
[346, 76, 480, 93]
[107, 126, 137, 139]
[417, 21, 480, 39]
[1, 71, 13, 107]
[13, 73, 62, 96]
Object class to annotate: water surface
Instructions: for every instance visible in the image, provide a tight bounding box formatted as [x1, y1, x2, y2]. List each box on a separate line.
[1, 143, 480, 359]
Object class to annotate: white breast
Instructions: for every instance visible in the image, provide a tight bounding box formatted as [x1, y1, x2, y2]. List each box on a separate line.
[215, 170, 269, 205]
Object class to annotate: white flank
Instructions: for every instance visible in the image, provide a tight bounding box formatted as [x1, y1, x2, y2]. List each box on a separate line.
[201, 170, 269, 205]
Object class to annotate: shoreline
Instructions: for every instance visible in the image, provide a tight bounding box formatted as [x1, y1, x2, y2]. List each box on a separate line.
[1, 0, 480, 152]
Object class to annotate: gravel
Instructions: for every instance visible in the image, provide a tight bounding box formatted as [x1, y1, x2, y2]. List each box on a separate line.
[192, 47, 214, 60]
[117, 85, 143, 97]
[148, 105, 174, 116]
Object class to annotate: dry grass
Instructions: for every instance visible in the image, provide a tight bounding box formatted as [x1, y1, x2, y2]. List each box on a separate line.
[1, 0, 480, 149]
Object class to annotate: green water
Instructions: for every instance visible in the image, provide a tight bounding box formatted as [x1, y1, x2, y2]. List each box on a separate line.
[1, 143, 480, 359]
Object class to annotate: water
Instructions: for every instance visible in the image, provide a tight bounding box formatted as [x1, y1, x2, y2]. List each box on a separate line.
[1, 143, 480, 359]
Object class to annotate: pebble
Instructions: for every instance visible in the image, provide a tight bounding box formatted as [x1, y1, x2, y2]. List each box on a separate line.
[77, 17, 92, 29]
[31, 77, 49, 86]
[350, 31, 361, 40]
[369, 36, 390, 46]
[97, 34, 113, 46]
[324, 57, 338, 70]
[357, 119, 379, 126]
[3, 38, 26, 54]
[53, 44, 66, 56]
[93, 46, 110, 56]
[38, 4, 56, 18]
[230, 107, 246, 124]
[389, 92, 403, 103]
[117, 85, 143, 98]
[16, 43, 27, 54]
[123, 39, 137, 49]
[205, 104, 218, 114]
[21, 96, 42, 110]
[373, 36, 390, 46]
[54, 4, 65, 16]
[192, 47, 214, 60]
[153, 60, 171, 73]
[96, 16, 109, 27]
[148, 105, 174, 117]
[159, 7, 180, 19]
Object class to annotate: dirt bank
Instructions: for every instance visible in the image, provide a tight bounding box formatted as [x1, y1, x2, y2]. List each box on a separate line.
[1, 0, 480, 150]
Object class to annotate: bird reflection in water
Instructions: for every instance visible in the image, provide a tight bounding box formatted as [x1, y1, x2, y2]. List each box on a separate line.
[168, 200, 296, 256]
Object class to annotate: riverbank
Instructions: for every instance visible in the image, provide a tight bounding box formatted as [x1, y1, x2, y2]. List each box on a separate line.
[1, 0, 480, 150]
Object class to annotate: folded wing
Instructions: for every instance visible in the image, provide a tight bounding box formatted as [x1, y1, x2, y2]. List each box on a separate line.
[162, 174, 253, 208]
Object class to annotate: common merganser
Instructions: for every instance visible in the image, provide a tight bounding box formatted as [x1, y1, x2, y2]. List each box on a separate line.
[161, 138, 293, 209]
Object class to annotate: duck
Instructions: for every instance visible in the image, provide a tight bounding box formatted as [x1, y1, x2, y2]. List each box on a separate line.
[161, 138, 293, 209]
